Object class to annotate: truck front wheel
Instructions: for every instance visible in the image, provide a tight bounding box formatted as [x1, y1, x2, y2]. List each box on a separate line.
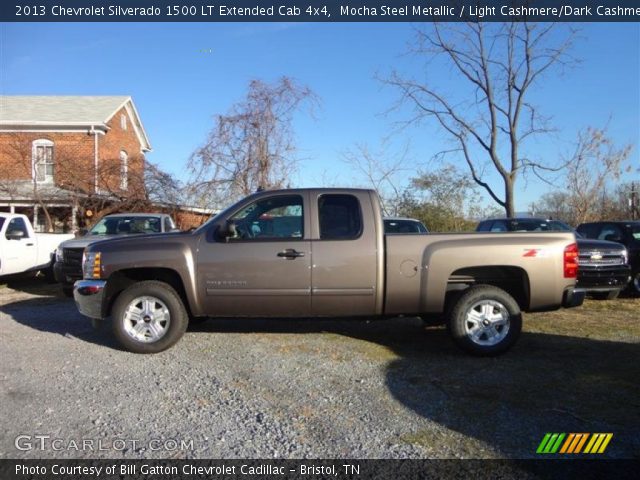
[448, 285, 522, 356]
[112, 281, 188, 354]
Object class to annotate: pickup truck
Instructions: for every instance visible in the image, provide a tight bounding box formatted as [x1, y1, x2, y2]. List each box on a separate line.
[54, 213, 177, 296]
[477, 218, 632, 300]
[73, 188, 584, 356]
[577, 221, 640, 296]
[0, 213, 73, 278]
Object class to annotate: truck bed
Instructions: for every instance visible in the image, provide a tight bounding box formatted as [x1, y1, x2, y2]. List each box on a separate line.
[384, 232, 577, 314]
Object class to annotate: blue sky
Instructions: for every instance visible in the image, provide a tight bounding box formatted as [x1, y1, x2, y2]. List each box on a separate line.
[1, 22, 639, 210]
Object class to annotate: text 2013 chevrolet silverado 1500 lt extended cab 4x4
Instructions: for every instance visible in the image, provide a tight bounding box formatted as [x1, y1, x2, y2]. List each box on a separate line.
[73, 188, 584, 355]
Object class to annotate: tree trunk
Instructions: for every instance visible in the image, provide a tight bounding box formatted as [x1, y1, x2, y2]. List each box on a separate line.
[505, 179, 515, 218]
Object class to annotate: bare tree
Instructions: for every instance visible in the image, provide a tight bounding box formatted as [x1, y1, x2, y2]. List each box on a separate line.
[342, 142, 410, 216]
[564, 126, 633, 225]
[0, 131, 182, 230]
[189, 77, 318, 208]
[385, 22, 577, 217]
[535, 191, 573, 222]
[398, 164, 489, 232]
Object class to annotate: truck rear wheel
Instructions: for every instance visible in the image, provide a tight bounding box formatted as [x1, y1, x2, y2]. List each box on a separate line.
[448, 285, 522, 356]
[112, 281, 188, 354]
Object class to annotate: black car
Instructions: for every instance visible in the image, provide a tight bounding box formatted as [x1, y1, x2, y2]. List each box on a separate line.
[477, 218, 632, 300]
[576, 221, 640, 296]
[383, 217, 429, 234]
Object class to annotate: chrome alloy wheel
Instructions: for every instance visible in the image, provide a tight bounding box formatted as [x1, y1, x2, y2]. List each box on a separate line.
[634, 273, 640, 294]
[122, 296, 171, 343]
[464, 300, 510, 346]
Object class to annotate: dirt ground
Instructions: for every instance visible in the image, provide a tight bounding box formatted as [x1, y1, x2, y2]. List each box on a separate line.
[1, 277, 638, 459]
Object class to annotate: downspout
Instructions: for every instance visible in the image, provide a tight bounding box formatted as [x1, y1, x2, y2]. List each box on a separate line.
[90, 126, 99, 193]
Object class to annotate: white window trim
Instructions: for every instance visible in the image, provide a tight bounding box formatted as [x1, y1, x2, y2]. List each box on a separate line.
[120, 150, 128, 191]
[31, 139, 54, 183]
[120, 113, 127, 130]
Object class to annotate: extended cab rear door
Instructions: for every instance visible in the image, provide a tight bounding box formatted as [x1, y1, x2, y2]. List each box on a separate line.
[309, 191, 382, 316]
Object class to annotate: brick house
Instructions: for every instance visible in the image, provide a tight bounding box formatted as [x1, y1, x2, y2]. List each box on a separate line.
[0, 96, 151, 231]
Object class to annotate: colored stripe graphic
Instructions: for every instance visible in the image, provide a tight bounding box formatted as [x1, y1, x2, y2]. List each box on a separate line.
[538, 433, 612, 454]
[536, 433, 552, 454]
[559, 433, 575, 453]
[573, 433, 589, 454]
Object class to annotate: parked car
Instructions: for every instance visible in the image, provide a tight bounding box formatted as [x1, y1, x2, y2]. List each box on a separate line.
[0, 213, 73, 278]
[477, 218, 631, 299]
[576, 221, 640, 296]
[54, 213, 177, 296]
[384, 217, 428, 234]
[74, 188, 583, 356]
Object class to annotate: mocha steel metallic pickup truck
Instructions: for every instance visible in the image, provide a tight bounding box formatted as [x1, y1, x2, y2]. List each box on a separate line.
[74, 188, 584, 355]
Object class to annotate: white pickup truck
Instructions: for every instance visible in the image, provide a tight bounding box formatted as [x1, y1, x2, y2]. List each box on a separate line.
[0, 213, 73, 278]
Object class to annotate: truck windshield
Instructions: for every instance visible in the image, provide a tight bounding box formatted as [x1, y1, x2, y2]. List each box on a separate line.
[89, 216, 162, 235]
[509, 219, 572, 232]
[384, 219, 428, 233]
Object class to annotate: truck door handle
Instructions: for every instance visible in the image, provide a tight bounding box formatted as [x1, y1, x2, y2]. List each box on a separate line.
[26, 243, 34, 246]
[277, 249, 305, 259]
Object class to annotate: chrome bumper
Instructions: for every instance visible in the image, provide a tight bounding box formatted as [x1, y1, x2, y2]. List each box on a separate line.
[73, 280, 107, 319]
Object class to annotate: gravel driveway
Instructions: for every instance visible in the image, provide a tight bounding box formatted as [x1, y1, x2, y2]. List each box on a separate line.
[1, 280, 638, 459]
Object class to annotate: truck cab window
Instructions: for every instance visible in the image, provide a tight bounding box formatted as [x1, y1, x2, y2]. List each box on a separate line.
[318, 194, 362, 240]
[229, 195, 304, 240]
[6, 217, 29, 239]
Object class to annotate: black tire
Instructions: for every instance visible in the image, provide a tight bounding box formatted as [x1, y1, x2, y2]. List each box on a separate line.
[62, 286, 74, 298]
[447, 285, 522, 356]
[590, 290, 620, 300]
[42, 265, 56, 284]
[631, 272, 640, 297]
[112, 281, 188, 354]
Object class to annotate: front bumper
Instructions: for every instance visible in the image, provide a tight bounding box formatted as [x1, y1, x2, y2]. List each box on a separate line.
[576, 265, 632, 292]
[54, 261, 82, 286]
[562, 288, 585, 309]
[73, 280, 107, 319]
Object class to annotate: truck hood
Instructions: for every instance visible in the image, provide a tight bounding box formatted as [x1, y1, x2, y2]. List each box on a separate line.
[85, 231, 190, 252]
[58, 234, 137, 250]
[576, 238, 625, 252]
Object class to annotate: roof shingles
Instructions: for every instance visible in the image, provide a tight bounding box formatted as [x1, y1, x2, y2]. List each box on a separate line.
[0, 95, 130, 124]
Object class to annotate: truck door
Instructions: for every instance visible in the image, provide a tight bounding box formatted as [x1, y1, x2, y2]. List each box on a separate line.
[196, 193, 312, 316]
[2, 217, 35, 275]
[310, 192, 380, 316]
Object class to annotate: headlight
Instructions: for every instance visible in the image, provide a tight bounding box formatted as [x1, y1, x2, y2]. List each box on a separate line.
[622, 249, 628, 265]
[55, 247, 64, 262]
[82, 250, 102, 279]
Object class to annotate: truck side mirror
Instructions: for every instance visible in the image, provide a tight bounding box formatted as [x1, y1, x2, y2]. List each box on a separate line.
[5, 230, 25, 240]
[216, 220, 237, 242]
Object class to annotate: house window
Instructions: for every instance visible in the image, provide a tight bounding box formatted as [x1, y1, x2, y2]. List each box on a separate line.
[120, 114, 127, 130]
[32, 139, 54, 183]
[120, 150, 128, 190]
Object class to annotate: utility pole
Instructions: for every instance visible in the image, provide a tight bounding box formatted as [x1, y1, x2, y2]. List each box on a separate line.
[631, 182, 638, 220]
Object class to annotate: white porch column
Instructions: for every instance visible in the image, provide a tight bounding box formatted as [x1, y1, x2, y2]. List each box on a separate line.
[71, 204, 78, 231]
[33, 204, 39, 232]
